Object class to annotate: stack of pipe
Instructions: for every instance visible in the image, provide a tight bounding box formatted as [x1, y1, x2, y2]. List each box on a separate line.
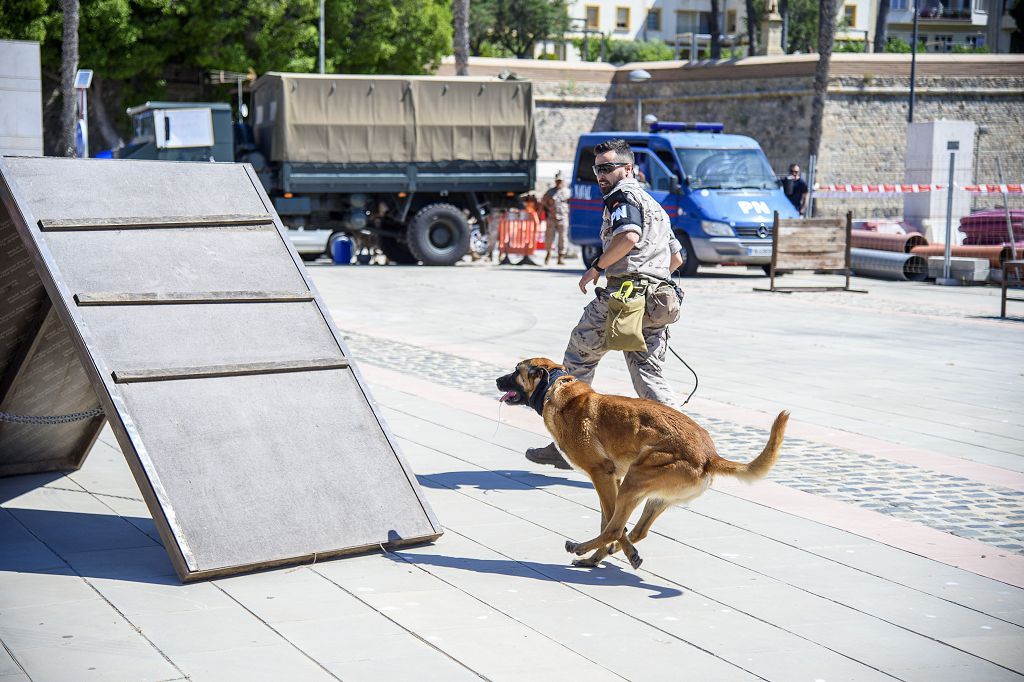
[910, 244, 1022, 270]
[850, 229, 929, 281]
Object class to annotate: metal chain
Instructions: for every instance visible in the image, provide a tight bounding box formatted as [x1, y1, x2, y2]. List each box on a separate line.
[0, 407, 105, 425]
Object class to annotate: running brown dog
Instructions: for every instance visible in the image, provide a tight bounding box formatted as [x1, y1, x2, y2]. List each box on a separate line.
[496, 357, 789, 570]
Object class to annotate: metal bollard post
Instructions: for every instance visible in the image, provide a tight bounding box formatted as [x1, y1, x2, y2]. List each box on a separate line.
[936, 141, 959, 286]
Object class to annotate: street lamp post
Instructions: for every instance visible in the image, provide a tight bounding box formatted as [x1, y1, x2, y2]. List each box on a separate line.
[628, 69, 652, 131]
[909, 0, 919, 122]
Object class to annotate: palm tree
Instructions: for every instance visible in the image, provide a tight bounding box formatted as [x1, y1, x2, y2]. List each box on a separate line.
[873, 0, 891, 52]
[809, 0, 839, 173]
[781, 0, 790, 52]
[60, 0, 80, 157]
[710, 0, 722, 58]
[453, 0, 470, 76]
[746, 0, 759, 55]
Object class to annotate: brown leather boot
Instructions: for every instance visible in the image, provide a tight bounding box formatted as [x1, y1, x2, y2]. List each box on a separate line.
[557, 255, 565, 265]
[525, 442, 571, 469]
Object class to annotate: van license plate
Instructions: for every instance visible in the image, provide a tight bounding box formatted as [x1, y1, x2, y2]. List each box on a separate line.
[747, 246, 772, 257]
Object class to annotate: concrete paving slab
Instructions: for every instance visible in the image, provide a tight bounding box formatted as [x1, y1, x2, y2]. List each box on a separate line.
[0, 600, 178, 681]
[4, 263, 1023, 680]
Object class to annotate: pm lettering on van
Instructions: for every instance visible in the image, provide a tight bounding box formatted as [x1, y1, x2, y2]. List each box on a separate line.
[738, 201, 771, 215]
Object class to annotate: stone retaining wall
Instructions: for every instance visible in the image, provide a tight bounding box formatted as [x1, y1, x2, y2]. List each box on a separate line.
[442, 56, 1024, 215]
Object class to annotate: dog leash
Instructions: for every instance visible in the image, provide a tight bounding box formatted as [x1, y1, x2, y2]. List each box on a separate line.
[668, 272, 699, 406]
[666, 343, 699, 406]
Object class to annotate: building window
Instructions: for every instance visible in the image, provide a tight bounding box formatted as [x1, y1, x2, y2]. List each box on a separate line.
[843, 4, 857, 26]
[891, 0, 908, 9]
[586, 5, 600, 29]
[616, 7, 630, 31]
[934, 34, 954, 51]
[975, 0, 988, 12]
[676, 11, 711, 34]
[726, 9, 738, 33]
[647, 8, 662, 31]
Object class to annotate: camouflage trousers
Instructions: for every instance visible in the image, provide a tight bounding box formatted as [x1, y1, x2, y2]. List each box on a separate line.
[562, 287, 679, 409]
[545, 217, 568, 256]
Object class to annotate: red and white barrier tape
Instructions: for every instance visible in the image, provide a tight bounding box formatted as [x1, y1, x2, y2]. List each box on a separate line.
[814, 183, 1023, 196]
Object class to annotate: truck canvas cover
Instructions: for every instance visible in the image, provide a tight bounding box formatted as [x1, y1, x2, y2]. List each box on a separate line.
[0, 156, 442, 581]
[251, 73, 536, 164]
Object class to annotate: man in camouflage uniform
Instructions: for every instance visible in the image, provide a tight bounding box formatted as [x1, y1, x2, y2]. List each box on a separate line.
[541, 171, 571, 265]
[527, 138, 685, 469]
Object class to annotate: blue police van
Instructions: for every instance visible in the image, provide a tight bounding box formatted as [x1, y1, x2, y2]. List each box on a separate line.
[569, 122, 799, 276]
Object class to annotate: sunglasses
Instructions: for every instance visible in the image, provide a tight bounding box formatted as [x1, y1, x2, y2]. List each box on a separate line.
[592, 162, 629, 176]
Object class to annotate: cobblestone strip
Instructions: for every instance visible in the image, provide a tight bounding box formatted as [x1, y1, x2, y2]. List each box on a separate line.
[342, 330, 1024, 555]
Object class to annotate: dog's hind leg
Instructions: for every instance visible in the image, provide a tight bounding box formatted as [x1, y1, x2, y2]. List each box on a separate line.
[628, 498, 671, 545]
[566, 482, 647, 569]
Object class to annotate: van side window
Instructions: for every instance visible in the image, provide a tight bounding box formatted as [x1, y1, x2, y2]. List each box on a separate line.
[576, 148, 597, 183]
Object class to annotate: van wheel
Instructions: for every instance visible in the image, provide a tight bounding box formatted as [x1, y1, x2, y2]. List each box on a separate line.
[407, 203, 470, 266]
[674, 233, 699, 277]
[379, 236, 418, 265]
[581, 245, 603, 269]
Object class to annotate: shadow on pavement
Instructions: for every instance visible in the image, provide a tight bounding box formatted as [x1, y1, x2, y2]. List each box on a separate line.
[0, 508, 178, 584]
[392, 551, 684, 599]
[418, 470, 592, 491]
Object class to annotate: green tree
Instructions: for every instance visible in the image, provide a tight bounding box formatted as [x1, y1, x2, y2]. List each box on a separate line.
[1, 0, 452, 153]
[470, 0, 570, 59]
[324, 0, 451, 74]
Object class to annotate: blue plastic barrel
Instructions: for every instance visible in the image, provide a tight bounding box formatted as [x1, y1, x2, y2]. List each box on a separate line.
[331, 237, 352, 265]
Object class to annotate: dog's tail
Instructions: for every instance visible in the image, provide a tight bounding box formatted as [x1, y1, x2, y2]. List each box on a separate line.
[707, 411, 789, 483]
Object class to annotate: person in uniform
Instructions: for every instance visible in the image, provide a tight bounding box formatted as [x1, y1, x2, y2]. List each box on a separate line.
[526, 138, 685, 469]
[541, 171, 571, 265]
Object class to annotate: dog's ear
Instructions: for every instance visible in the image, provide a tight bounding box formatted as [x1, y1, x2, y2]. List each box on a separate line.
[527, 365, 545, 379]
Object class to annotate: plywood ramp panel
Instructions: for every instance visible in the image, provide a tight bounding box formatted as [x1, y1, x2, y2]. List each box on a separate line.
[0, 156, 441, 581]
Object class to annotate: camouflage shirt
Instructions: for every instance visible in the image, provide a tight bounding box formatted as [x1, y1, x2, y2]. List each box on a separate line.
[600, 177, 681, 281]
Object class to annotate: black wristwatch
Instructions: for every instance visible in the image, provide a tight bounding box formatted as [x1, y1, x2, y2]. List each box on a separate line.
[591, 262, 605, 274]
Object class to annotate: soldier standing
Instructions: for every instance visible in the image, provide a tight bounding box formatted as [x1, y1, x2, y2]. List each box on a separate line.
[541, 171, 571, 265]
[526, 139, 685, 469]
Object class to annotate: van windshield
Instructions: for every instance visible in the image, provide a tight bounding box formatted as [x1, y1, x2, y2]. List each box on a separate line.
[675, 148, 779, 190]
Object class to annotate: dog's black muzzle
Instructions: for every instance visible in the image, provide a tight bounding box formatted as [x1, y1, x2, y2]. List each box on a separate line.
[496, 371, 527, 406]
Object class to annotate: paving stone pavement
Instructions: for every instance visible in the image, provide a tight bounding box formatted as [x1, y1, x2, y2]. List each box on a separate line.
[343, 329, 1024, 555]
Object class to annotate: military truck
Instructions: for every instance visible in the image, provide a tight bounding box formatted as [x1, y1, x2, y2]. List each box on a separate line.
[117, 73, 537, 265]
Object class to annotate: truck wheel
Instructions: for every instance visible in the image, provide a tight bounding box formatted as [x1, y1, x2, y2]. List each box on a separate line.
[581, 245, 603, 269]
[379, 236, 418, 265]
[674, 233, 699, 277]
[407, 203, 470, 266]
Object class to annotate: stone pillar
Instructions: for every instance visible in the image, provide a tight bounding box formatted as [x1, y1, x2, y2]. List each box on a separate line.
[759, 1, 784, 55]
[904, 120, 976, 244]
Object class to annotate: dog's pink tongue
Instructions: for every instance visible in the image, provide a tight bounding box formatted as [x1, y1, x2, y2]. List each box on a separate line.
[500, 391, 516, 403]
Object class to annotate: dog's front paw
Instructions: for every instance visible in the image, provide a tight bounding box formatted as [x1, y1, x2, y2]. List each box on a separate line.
[565, 540, 581, 554]
[627, 549, 643, 570]
[572, 556, 600, 568]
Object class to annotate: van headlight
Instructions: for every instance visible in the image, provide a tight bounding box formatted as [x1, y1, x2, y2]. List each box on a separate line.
[701, 220, 733, 237]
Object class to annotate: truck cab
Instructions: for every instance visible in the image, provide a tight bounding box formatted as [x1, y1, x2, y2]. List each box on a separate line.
[569, 122, 799, 275]
[117, 102, 234, 163]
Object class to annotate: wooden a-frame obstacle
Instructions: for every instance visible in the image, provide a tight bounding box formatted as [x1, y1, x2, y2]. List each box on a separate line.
[0, 156, 441, 581]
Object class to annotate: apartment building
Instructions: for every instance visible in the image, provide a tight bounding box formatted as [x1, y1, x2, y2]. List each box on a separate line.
[559, 0, 1016, 58]
[563, 0, 751, 59]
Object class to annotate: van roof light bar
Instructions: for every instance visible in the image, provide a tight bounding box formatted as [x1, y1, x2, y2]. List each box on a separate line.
[649, 121, 724, 133]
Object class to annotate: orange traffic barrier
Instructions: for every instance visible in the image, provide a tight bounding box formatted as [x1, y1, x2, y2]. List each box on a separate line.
[497, 210, 542, 265]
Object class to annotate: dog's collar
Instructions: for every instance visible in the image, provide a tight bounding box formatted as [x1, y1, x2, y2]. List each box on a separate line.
[528, 368, 571, 416]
